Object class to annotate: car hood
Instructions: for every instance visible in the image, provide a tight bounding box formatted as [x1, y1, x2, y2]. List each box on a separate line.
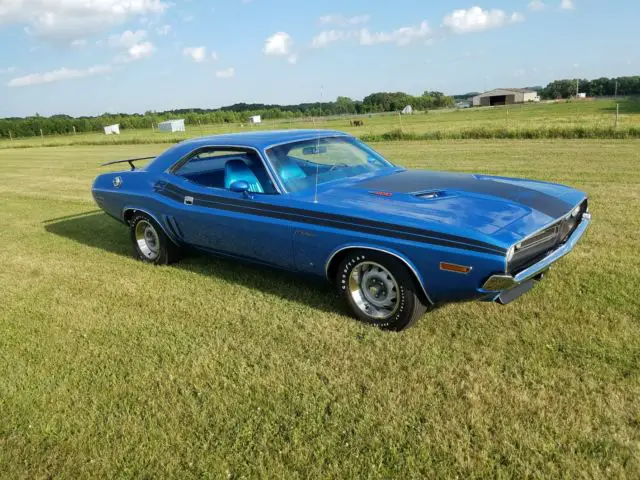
[311, 169, 586, 246]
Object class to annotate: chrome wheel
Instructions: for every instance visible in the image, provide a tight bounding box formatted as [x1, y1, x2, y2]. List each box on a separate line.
[348, 261, 400, 320]
[135, 220, 160, 260]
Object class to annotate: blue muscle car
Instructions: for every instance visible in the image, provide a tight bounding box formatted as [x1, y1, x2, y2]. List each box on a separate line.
[92, 130, 591, 331]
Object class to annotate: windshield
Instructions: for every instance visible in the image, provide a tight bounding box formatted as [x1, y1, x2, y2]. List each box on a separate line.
[265, 136, 394, 193]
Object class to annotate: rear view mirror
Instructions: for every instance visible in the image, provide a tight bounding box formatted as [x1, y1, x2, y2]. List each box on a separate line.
[302, 146, 328, 155]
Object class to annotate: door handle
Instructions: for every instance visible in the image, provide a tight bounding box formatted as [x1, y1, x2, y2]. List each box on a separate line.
[184, 196, 194, 206]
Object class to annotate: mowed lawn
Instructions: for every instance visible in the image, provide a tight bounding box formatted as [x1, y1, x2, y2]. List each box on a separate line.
[0, 140, 638, 478]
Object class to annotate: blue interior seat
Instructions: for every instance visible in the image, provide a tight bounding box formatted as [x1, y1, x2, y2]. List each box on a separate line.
[224, 159, 264, 193]
[278, 160, 307, 183]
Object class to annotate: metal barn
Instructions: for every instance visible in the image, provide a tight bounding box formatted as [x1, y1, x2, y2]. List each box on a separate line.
[472, 89, 539, 107]
[158, 119, 186, 133]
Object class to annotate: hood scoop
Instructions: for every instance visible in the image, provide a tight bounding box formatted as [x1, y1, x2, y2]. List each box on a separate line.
[413, 189, 453, 200]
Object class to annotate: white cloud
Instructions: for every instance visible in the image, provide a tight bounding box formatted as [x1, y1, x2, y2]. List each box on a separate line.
[70, 38, 87, 47]
[183, 46, 207, 62]
[1, 0, 169, 40]
[211, 51, 219, 61]
[443, 7, 525, 34]
[0, 66, 17, 75]
[287, 54, 297, 65]
[528, 1, 546, 11]
[108, 30, 148, 48]
[216, 67, 235, 78]
[319, 14, 370, 26]
[156, 24, 171, 36]
[127, 42, 155, 60]
[8, 65, 112, 87]
[560, 0, 575, 10]
[264, 32, 293, 56]
[359, 21, 431, 46]
[311, 30, 346, 48]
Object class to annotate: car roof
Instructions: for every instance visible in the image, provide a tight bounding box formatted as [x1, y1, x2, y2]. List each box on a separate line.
[178, 129, 351, 150]
[146, 129, 352, 173]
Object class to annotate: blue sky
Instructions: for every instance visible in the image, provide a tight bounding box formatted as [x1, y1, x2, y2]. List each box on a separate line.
[0, 0, 638, 117]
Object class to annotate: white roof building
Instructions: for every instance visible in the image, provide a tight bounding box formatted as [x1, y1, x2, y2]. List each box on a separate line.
[401, 105, 413, 115]
[158, 119, 186, 133]
[248, 115, 262, 124]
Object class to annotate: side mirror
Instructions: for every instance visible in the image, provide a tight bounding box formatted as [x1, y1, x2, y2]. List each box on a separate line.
[229, 180, 250, 193]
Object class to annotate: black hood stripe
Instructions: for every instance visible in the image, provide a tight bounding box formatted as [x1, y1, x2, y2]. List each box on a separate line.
[156, 182, 506, 255]
[361, 171, 574, 219]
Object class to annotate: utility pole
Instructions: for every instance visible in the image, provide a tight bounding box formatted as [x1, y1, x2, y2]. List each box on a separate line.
[616, 103, 620, 128]
[615, 80, 618, 99]
[576, 78, 579, 97]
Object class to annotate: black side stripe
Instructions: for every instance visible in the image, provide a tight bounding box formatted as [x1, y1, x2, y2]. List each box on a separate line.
[156, 182, 507, 255]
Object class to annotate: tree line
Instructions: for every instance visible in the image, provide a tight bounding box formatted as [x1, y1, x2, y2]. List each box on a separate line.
[0, 90, 454, 139]
[538, 76, 640, 99]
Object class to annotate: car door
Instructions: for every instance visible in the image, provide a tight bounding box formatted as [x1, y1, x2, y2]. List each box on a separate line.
[159, 147, 295, 269]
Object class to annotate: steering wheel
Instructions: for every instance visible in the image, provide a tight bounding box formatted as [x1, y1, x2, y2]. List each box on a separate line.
[328, 163, 348, 172]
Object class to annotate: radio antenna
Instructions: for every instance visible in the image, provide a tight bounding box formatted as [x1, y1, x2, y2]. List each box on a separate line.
[313, 135, 321, 203]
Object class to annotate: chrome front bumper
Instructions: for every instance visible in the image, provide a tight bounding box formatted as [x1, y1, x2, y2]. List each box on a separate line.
[483, 213, 591, 292]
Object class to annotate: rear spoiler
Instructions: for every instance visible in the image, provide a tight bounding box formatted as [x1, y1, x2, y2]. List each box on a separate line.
[101, 156, 156, 171]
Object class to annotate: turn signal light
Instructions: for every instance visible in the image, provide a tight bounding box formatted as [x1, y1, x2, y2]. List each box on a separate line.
[439, 262, 472, 274]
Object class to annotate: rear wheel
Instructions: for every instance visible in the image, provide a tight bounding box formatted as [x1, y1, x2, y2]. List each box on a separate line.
[337, 251, 428, 331]
[130, 213, 180, 265]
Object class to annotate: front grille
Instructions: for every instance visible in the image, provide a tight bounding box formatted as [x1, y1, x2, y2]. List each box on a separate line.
[508, 200, 587, 274]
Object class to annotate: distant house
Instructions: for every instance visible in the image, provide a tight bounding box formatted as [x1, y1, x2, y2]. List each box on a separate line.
[401, 105, 413, 115]
[577, 93, 587, 99]
[248, 115, 262, 124]
[472, 88, 540, 107]
[158, 119, 186, 133]
[104, 124, 120, 135]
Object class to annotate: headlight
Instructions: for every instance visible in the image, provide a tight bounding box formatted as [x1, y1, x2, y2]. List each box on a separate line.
[571, 206, 581, 218]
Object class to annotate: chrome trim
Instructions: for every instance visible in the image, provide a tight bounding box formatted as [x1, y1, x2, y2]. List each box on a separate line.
[503, 196, 588, 274]
[483, 213, 591, 291]
[165, 144, 284, 195]
[506, 196, 588, 256]
[324, 245, 434, 305]
[121, 207, 180, 247]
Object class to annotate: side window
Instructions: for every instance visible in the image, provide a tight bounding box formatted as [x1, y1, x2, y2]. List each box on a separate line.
[173, 148, 277, 194]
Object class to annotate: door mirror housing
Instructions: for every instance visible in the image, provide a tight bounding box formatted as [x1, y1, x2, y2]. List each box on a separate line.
[229, 180, 250, 193]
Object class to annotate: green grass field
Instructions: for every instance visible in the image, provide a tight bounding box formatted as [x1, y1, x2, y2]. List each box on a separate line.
[1, 139, 638, 478]
[2, 98, 640, 149]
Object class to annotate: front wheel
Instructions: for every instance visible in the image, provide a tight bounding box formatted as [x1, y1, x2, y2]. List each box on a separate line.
[337, 251, 428, 331]
[129, 213, 181, 265]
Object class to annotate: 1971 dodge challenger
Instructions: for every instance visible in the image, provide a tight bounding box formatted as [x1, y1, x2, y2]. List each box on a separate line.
[92, 130, 590, 330]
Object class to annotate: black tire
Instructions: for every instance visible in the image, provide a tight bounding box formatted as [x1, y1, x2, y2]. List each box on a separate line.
[337, 250, 429, 331]
[129, 213, 180, 265]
